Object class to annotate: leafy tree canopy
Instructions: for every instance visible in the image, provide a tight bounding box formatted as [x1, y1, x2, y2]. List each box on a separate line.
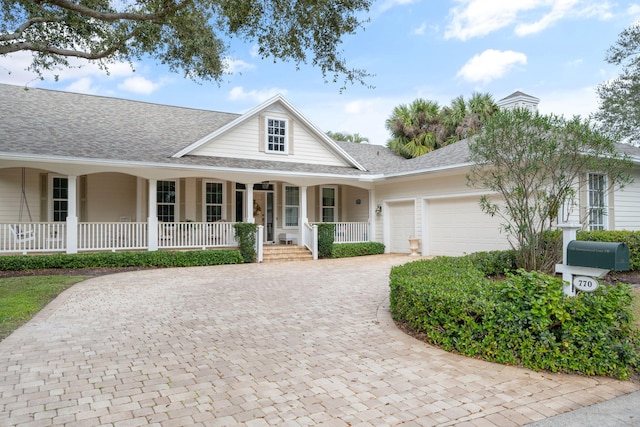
[0, 0, 371, 86]
[326, 131, 369, 143]
[386, 92, 498, 158]
[467, 107, 633, 272]
[595, 23, 640, 146]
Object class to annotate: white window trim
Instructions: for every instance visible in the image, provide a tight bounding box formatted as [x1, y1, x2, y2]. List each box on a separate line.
[202, 180, 226, 222]
[49, 174, 69, 222]
[587, 172, 608, 231]
[265, 117, 288, 155]
[320, 185, 338, 223]
[283, 184, 299, 229]
[157, 179, 179, 223]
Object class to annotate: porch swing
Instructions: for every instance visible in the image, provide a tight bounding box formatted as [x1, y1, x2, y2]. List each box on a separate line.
[10, 168, 35, 244]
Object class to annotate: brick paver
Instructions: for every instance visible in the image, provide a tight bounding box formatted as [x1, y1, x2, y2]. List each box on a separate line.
[0, 255, 637, 426]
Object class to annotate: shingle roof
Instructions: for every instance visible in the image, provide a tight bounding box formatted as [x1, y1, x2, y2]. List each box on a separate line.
[3, 84, 636, 180]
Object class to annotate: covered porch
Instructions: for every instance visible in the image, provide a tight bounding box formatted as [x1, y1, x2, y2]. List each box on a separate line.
[0, 168, 374, 257]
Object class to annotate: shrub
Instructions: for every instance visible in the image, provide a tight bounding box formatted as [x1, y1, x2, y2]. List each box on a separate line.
[390, 256, 640, 379]
[462, 250, 517, 276]
[233, 222, 258, 263]
[317, 223, 335, 258]
[0, 250, 243, 271]
[331, 242, 385, 258]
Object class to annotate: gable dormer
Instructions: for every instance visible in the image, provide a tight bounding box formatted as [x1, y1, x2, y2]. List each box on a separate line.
[172, 95, 366, 171]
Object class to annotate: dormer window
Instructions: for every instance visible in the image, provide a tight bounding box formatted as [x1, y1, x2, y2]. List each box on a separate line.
[266, 118, 287, 153]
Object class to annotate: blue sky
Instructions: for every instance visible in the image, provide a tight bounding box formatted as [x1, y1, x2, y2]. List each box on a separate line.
[2, 0, 639, 146]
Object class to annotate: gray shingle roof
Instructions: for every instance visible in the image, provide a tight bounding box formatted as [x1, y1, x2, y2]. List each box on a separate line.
[3, 84, 636, 179]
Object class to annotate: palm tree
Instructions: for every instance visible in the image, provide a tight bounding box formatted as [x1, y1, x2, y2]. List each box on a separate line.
[457, 92, 498, 138]
[385, 99, 445, 158]
[326, 131, 369, 143]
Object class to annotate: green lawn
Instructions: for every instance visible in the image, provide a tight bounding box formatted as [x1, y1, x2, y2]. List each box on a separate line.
[0, 276, 86, 341]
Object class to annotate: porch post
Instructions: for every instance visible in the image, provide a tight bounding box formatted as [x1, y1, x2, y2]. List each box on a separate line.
[66, 175, 78, 254]
[300, 186, 308, 245]
[148, 179, 158, 251]
[246, 184, 255, 223]
[368, 189, 376, 242]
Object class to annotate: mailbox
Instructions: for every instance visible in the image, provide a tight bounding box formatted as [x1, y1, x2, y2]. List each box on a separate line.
[566, 241, 630, 271]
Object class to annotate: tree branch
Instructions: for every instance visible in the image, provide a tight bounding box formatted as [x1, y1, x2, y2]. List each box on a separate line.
[45, 0, 192, 22]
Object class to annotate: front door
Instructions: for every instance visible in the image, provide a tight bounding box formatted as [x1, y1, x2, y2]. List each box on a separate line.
[253, 183, 275, 243]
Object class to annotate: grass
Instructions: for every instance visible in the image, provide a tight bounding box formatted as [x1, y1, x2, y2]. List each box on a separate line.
[0, 276, 86, 341]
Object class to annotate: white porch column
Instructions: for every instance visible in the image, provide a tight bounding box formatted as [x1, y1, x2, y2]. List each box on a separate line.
[368, 189, 376, 242]
[66, 175, 78, 254]
[299, 186, 308, 245]
[246, 184, 255, 223]
[136, 177, 144, 222]
[148, 179, 158, 251]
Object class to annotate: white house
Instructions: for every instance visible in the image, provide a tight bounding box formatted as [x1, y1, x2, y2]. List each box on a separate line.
[1, 84, 639, 258]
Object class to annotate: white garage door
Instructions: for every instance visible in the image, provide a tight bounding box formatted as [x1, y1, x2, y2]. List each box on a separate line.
[428, 197, 509, 256]
[388, 200, 415, 253]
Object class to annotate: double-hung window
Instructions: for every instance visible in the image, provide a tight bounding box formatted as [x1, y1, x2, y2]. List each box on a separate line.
[157, 180, 176, 222]
[204, 181, 224, 222]
[321, 186, 337, 222]
[52, 177, 68, 222]
[266, 118, 287, 153]
[587, 173, 607, 230]
[284, 186, 299, 227]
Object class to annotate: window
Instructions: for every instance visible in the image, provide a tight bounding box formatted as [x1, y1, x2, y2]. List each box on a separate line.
[321, 186, 337, 222]
[204, 181, 224, 222]
[266, 118, 287, 153]
[284, 186, 299, 227]
[157, 180, 176, 222]
[587, 173, 607, 230]
[52, 177, 68, 222]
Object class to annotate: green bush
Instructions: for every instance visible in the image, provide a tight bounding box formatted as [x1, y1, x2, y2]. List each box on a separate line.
[233, 222, 258, 263]
[331, 242, 385, 258]
[390, 256, 640, 379]
[578, 230, 640, 271]
[462, 250, 517, 276]
[317, 223, 335, 258]
[0, 249, 243, 271]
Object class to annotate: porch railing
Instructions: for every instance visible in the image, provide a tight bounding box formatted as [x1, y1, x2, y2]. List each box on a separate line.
[312, 222, 369, 243]
[78, 222, 148, 251]
[0, 222, 67, 254]
[158, 222, 236, 249]
[303, 222, 318, 260]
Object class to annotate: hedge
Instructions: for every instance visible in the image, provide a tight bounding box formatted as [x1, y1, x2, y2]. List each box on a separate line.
[331, 242, 385, 258]
[0, 249, 243, 271]
[390, 256, 640, 379]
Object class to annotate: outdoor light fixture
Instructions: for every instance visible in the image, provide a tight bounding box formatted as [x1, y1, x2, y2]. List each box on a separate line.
[261, 181, 270, 190]
[375, 205, 382, 214]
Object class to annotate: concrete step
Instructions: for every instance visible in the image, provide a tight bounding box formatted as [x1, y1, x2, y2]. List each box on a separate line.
[262, 245, 313, 262]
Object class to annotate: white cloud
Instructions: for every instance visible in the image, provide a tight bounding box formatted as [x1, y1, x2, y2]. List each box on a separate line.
[223, 57, 256, 74]
[413, 22, 427, 35]
[376, 0, 416, 14]
[457, 49, 527, 84]
[117, 76, 160, 95]
[64, 77, 99, 95]
[228, 86, 288, 103]
[445, 0, 613, 40]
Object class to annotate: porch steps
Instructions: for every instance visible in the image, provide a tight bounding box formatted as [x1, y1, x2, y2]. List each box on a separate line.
[262, 245, 313, 262]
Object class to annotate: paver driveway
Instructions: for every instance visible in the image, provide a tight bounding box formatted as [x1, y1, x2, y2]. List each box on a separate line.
[0, 255, 637, 427]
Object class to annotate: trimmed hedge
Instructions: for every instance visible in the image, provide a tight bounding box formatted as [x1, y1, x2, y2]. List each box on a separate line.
[233, 222, 257, 263]
[390, 256, 640, 379]
[317, 223, 335, 258]
[0, 249, 243, 271]
[331, 242, 385, 258]
[462, 250, 517, 276]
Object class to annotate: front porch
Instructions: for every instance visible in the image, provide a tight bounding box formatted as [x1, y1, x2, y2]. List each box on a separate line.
[0, 221, 370, 257]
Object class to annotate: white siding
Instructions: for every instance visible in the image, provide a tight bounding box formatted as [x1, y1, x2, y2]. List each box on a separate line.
[192, 110, 350, 167]
[342, 186, 369, 222]
[614, 167, 640, 231]
[0, 168, 42, 222]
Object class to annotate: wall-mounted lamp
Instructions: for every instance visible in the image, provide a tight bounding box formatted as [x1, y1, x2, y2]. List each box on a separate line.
[375, 205, 382, 215]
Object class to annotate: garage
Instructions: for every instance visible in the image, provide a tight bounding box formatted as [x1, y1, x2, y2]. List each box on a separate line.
[427, 196, 509, 256]
[387, 200, 415, 253]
